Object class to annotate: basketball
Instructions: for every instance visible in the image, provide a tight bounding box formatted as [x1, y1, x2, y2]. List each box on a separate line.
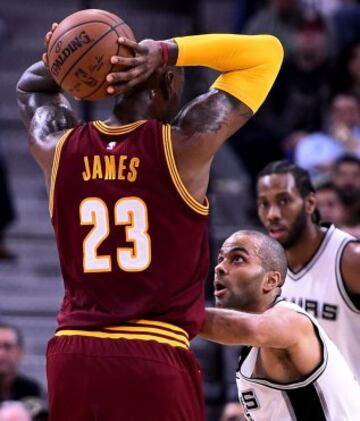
[47, 9, 135, 101]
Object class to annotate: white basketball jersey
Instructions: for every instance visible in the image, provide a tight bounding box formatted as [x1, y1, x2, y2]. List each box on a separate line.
[282, 225, 360, 380]
[236, 300, 360, 421]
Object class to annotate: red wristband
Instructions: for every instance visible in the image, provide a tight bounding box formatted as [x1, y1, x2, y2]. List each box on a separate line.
[159, 41, 169, 66]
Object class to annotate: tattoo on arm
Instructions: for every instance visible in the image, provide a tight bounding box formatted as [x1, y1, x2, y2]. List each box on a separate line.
[174, 90, 253, 136]
[30, 103, 78, 144]
[16, 61, 79, 141]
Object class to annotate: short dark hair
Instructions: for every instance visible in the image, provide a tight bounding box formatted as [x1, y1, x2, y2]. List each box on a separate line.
[316, 180, 338, 193]
[0, 323, 24, 348]
[333, 154, 360, 172]
[240, 230, 288, 287]
[257, 160, 320, 224]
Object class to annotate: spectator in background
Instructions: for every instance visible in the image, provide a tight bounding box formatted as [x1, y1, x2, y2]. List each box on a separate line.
[0, 324, 42, 403]
[332, 155, 360, 236]
[335, 41, 360, 104]
[0, 14, 16, 260]
[0, 158, 16, 260]
[231, 10, 335, 188]
[0, 401, 31, 421]
[333, 0, 360, 51]
[315, 181, 347, 226]
[274, 10, 336, 157]
[295, 94, 360, 182]
[244, 0, 302, 57]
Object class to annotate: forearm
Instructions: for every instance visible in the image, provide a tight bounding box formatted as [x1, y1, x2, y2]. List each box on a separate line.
[200, 308, 259, 346]
[16, 61, 74, 130]
[171, 34, 284, 113]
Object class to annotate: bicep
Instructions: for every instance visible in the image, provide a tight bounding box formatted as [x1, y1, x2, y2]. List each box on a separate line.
[172, 89, 253, 163]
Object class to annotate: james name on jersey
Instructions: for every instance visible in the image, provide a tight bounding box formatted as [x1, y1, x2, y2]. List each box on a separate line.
[82, 154, 140, 182]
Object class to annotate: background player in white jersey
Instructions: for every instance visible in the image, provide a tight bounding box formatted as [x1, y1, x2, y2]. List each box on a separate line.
[201, 230, 360, 421]
[256, 160, 360, 380]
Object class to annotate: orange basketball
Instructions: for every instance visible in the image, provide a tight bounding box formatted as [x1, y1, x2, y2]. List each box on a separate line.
[47, 9, 135, 101]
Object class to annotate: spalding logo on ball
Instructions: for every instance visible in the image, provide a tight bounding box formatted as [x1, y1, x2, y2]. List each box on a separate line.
[47, 9, 135, 101]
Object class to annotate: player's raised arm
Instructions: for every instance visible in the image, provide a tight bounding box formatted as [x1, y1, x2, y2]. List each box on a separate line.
[108, 34, 284, 158]
[200, 306, 315, 350]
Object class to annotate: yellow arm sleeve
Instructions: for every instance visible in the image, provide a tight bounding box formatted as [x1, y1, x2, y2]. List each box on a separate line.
[173, 34, 284, 113]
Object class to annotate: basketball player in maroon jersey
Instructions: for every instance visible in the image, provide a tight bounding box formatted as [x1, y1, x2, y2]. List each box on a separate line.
[16, 25, 283, 421]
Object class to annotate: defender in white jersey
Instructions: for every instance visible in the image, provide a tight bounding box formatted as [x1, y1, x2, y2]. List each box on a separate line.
[256, 160, 360, 380]
[200, 230, 360, 421]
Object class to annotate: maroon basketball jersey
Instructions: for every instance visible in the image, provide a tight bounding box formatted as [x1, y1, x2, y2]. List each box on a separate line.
[50, 120, 209, 338]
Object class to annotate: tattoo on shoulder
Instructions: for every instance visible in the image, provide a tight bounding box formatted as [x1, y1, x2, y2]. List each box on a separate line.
[30, 104, 78, 144]
[175, 90, 253, 135]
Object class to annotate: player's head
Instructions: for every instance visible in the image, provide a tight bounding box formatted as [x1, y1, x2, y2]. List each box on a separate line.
[114, 65, 184, 123]
[333, 155, 360, 206]
[256, 160, 318, 249]
[214, 230, 287, 312]
[315, 181, 345, 225]
[0, 324, 24, 377]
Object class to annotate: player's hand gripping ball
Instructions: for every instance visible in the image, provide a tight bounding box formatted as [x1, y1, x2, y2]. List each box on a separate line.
[46, 9, 135, 100]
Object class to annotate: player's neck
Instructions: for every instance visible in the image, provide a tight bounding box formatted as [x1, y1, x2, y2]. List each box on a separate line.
[286, 223, 325, 273]
[108, 93, 158, 125]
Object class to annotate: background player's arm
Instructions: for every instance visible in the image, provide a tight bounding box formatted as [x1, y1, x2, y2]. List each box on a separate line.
[16, 60, 79, 179]
[341, 241, 360, 295]
[200, 307, 314, 350]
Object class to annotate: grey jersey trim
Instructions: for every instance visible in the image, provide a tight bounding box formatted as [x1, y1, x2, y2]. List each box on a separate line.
[287, 225, 335, 281]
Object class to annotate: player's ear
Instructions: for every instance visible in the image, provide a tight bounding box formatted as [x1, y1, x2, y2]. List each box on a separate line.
[263, 271, 280, 292]
[160, 70, 174, 100]
[305, 192, 316, 215]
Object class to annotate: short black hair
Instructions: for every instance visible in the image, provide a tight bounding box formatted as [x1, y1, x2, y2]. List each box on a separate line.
[257, 160, 320, 224]
[316, 180, 338, 193]
[0, 323, 24, 348]
[333, 154, 360, 172]
[239, 230, 288, 287]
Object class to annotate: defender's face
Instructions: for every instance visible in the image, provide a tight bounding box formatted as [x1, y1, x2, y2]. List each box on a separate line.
[257, 173, 308, 248]
[214, 233, 265, 312]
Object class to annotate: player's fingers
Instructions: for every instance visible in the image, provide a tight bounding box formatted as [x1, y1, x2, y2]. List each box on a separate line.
[109, 55, 145, 68]
[42, 52, 49, 67]
[106, 65, 147, 84]
[51, 22, 59, 32]
[44, 31, 52, 48]
[107, 72, 151, 95]
[118, 37, 147, 54]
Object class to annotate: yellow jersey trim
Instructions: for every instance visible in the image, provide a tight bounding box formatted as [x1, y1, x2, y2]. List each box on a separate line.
[56, 330, 189, 349]
[134, 319, 189, 338]
[49, 129, 74, 218]
[162, 124, 209, 216]
[55, 320, 190, 350]
[93, 120, 147, 135]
